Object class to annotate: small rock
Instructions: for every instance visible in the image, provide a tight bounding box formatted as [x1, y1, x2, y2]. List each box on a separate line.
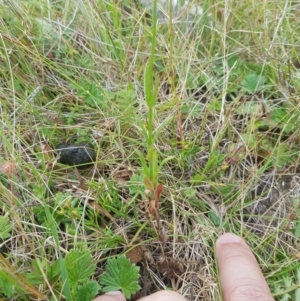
[56, 141, 96, 168]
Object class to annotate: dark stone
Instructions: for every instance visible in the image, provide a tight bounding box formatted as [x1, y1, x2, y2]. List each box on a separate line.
[56, 141, 96, 168]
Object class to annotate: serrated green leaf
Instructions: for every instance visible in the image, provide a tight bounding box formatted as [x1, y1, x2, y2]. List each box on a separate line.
[241, 73, 266, 93]
[0, 270, 15, 297]
[235, 101, 261, 115]
[44, 204, 72, 301]
[99, 255, 140, 299]
[47, 260, 61, 283]
[271, 107, 298, 134]
[25, 259, 44, 286]
[0, 216, 12, 240]
[77, 281, 101, 301]
[66, 249, 95, 287]
[126, 173, 145, 196]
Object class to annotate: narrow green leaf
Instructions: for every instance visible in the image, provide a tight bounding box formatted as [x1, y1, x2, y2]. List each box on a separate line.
[153, 75, 160, 102]
[153, 114, 173, 142]
[136, 149, 150, 178]
[150, 148, 158, 185]
[157, 156, 176, 174]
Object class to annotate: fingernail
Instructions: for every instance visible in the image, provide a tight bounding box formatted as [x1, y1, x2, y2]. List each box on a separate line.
[218, 233, 241, 244]
[105, 291, 122, 295]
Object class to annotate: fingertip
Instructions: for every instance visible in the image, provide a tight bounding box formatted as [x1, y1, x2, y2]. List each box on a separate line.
[216, 233, 256, 263]
[105, 291, 123, 296]
[216, 233, 242, 245]
[93, 291, 126, 301]
[137, 290, 187, 301]
[216, 233, 274, 301]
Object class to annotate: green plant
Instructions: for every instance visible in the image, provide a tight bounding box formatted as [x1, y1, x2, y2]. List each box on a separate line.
[66, 249, 100, 301]
[74, 79, 105, 109]
[0, 254, 45, 299]
[1, 0, 300, 300]
[44, 202, 72, 301]
[26, 248, 100, 301]
[137, 0, 175, 186]
[140, 0, 160, 187]
[0, 215, 12, 240]
[99, 255, 140, 299]
[33, 191, 83, 228]
[270, 265, 300, 301]
[206, 55, 274, 96]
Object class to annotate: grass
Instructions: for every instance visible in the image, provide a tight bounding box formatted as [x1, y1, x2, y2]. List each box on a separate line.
[0, 0, 300, 300]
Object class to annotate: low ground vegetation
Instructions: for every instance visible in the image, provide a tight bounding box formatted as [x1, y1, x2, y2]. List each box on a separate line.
[0, 0, 300, 300]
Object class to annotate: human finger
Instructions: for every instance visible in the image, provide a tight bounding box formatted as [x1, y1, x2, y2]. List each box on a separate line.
[93, 291, 126, 301]
[216, 233, 274, 301]
[137, 290, 187, 301]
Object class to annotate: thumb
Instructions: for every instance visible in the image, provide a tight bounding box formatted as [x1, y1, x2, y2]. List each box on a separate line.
[216, 233, 274, 301]
[137, 290, 187, 301]
[93, 291, 126, 301]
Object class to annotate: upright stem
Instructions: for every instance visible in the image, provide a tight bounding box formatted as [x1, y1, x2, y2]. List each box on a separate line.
[148, 107, 153, 148]
[168, 0, 183, 146]
[148, 0, 157, 148]
[148, 107, 153, 181]
[147, 0, 158, 181]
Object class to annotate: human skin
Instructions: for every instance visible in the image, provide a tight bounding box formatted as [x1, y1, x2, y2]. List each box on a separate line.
[215, 233, 275, 301]
[93, 233, 275, 301]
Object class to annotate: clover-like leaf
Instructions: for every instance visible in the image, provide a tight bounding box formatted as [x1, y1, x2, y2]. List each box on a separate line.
[99, 255, 140, 299]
